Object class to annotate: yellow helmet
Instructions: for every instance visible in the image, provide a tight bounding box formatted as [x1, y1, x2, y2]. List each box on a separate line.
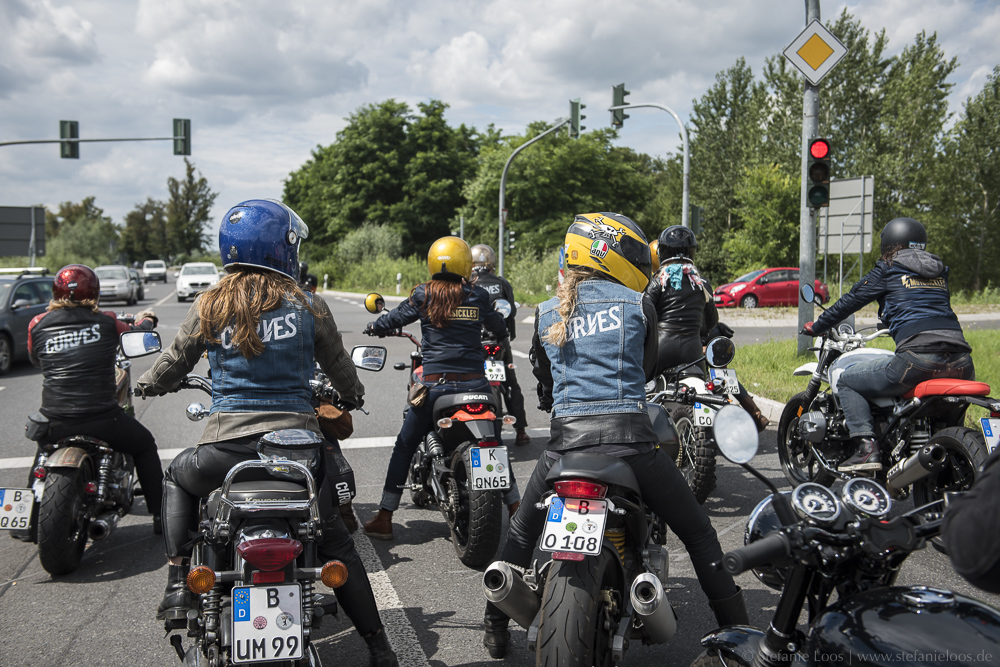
[427, 236, 473, 281]
[564, 212, 652, 292]
[648, 239, 660, 266]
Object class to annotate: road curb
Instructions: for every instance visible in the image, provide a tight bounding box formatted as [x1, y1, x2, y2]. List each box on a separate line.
[755, 396, 786, 424]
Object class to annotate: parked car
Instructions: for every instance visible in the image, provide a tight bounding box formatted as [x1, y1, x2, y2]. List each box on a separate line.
[95, 265, 139, 305]
[0, 268, 53, 375]
[175, 262, 220, 302]
[713, 267, 829, 308]
[128, 268, 145, 301]
[142, 259, 168, 282]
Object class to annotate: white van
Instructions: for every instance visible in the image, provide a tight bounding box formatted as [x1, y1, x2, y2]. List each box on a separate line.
[142, 260, 168, 282]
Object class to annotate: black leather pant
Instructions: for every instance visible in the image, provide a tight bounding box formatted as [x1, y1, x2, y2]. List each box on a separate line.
[656, 331, 705, 378]
[501, 342, 528, 429]
[162, 437, 384, 636]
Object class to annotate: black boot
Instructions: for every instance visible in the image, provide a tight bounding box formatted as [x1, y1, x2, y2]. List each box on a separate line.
[709, 587, 749, 627]
[156, 564, 194, 624]
[839, 437, 882, 472]
[363, 629, 399, 667]
[483, 605, 511, 659]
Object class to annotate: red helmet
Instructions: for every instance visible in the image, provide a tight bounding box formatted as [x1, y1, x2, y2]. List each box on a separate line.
[53, 264, 100, 302]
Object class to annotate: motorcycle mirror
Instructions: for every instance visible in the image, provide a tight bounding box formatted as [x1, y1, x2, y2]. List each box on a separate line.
[186, 402, 208, 422]
[494, 299, 512, 318]
[800, 284, 815, 304]
[352, 345, 387, 371]
[705, 336, 736, 368]
[364, 293, 385, 314]
[713, 405, 759, 464]
[120, 330, 162, 358]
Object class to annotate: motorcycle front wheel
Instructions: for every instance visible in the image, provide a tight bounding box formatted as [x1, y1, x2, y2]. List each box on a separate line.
[669, 403, 716, 504]
[37, 468, 91, 576]
[536, 549, 622, 667]
[448, 445, 502, 568]
[777, 392, 834, 487]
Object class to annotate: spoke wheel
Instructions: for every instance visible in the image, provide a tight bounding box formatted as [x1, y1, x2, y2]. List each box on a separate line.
[669, 403, 716, 504]
[777, 392, 833, 487]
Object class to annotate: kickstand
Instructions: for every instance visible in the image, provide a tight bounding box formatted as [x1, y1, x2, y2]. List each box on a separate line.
[169, 634, 185, 662]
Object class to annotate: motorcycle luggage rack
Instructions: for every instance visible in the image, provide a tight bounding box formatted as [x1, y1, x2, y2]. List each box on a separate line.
[211, 459, 322, 530]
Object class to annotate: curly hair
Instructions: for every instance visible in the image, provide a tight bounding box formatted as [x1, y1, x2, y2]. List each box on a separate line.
[47, 298, 100, 313]
[541, 267, 604, 347]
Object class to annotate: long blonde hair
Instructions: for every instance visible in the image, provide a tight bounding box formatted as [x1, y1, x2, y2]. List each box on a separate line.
[47, 298, 100, 312]
[197, 269, 322, 358]
[541, 268, 603, 347]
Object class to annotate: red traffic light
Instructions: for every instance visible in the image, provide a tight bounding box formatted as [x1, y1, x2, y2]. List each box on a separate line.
[810, 139, 830, 160]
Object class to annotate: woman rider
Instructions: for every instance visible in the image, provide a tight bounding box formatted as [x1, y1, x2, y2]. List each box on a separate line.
[362, 236, 520, 539]
[481, 213, 748, 659]
[138, 199, 397, 666]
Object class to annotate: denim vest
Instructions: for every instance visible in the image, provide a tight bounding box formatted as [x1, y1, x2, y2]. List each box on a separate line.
[537, 279, 648, 419]
[205, 297, 315, 414]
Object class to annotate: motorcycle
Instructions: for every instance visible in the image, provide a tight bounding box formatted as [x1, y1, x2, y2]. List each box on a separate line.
[778, 284, 995, 512]
[481, 402, 686, 666]
[0, 321, 160, 576]
[164, 340, 387, 667]
[691, 406, 1000, 667]
[364, 293, 516, 567]
[482, 299, 514, 425]
[646, 336, 743, 503]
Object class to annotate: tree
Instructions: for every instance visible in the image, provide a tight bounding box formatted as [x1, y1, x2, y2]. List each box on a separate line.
[120, 198, 168, 262]
[44, 197, 119, 269]
[724, 164, 801, 275]
[166, 159, 218, 259]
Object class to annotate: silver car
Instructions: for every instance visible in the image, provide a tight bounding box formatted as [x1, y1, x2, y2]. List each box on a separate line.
[95, 265, 138, 305]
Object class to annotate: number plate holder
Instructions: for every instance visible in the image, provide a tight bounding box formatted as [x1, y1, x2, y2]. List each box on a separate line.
[232, 584, 303, 663]
[485, 359, 506, 382]
[0, 488, 33, 530]
[470, 446, 511, 490]
[981, 417, 1000, 453]
[709, 368, 740, 394]
[693, 402, 717, 427]
[540, 497, 608, 555]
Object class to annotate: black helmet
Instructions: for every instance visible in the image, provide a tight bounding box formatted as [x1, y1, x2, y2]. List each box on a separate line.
[299, 261, 309, 283]
[657, 225, 698, 262]
[880, 217, 926, 255]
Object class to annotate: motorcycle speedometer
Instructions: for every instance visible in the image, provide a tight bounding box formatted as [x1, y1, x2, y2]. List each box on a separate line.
[841, 478, 891, 518]
[791, 483, 841, 525]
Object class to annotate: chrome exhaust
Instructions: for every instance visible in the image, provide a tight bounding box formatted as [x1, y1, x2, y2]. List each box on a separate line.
[886, 444, 947, 495]
[482, 561, 541, 629]
[88, 512, 120, 540]
[630, 572, 677, 644]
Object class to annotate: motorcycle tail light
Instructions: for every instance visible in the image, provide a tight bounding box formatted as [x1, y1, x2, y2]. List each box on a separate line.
[483, 344, 501, 356]
[705, 381, 716, 392]
[478, 440, 499, 448]
[553, 480, 607, 500]
[32, 466, 47, 480]
[187, 566, 216, 594]
[237, 538, 303, 571]
[465, 403, 488, 414]
[553, 551, 586, 561]
[84, 481, 98, 494]
[992, 411, 1000, 418]
[321, 560, 349, 589]
[252, 570, 286, 585]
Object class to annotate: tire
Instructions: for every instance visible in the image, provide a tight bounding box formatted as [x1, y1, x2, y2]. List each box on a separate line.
[740, 294, 758, 309]
[409, 451, 429, 507]
[449, 445, 503, 568]
[0, 333, 12, 375]
[913, 426, 988, 507]
[777, 392, 834, 487]
[37, 468, 91, 576]
[536, 550, 622, 667]
[670, 403, 716, 504]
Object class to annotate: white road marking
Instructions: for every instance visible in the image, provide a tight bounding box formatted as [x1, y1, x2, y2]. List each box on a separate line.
[153, 290, 177, 307]
[512, 349, 529, 359]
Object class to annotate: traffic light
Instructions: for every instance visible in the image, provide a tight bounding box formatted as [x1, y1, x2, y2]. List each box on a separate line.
[173, 118, 191, 156]
[508, 228, 516, 251]
[611, 83, 630, 128]
[569, 98, 586, 139]
[807, 137, 831, 208]
[60, 120, 79, 159]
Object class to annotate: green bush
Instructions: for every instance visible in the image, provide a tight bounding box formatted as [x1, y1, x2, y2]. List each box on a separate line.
[503, 247, 561, 306]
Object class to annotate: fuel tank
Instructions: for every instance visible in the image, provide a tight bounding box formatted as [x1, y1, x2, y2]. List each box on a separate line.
[805, 586, 1000, 666]
[828, 348, 894, 404]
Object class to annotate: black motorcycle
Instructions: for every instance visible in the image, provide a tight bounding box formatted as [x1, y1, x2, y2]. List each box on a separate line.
[691, 406, 1000, 667]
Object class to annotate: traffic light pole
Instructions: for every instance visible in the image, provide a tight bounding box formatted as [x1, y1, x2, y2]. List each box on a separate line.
[798, 0, 821, 355]
[0, 136, 183, 147]
[608, 103, 690, 228]
[497, 117, 570, 277]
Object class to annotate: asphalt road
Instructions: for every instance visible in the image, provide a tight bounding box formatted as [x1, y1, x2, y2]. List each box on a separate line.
[1, 282, 997, 667]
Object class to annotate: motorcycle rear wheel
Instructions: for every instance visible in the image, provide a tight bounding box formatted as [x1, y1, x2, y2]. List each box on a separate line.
[536, 549, 622, 667]
[777, 392, 834, 487]
[670, 403, 716, 504]
[37, 468, 90, 576]
[448, 445, 502, 568]
[913, 427, 987, 545]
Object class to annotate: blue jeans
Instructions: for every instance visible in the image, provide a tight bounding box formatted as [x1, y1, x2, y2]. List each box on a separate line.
[836, 350, 975, 438]
[379, 377, 520, 511]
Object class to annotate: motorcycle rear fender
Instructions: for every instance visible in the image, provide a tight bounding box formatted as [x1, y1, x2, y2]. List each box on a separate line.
[793, 362, 818, 377]
[460, 417, 497, 441]
[701, 626, 805, 666]
[46, 446, 92, 469]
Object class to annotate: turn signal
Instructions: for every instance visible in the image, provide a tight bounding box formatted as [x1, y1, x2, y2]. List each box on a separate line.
[553, 480, 607, 500]
[502, 416, 516, 425]
[187, 566, 216, 594]
[321, 560, 349, 589]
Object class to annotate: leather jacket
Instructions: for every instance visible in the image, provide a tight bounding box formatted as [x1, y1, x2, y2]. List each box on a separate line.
[644, 261, 718, 375]
[473, 269, 518, 339]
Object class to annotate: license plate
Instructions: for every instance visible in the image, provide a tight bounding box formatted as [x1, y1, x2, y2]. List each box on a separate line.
[0, 488, 33, 530]
[713, 295, 722, 303]
[982, 418, 1000, 453]
[540, 497, 607, 555]
[693, 402, 716, 427]
[485, 359, 506, 382]
[232, 585, 303, 663]
[709, 368, 740, 394]
[470, 446, 510, 490]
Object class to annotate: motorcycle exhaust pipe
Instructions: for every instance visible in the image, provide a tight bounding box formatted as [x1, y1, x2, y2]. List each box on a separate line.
[886, 444, 947, 495]
[629, 572, 677, 644]
[88, 512, 120, 541]
[482, 561, 541, 629]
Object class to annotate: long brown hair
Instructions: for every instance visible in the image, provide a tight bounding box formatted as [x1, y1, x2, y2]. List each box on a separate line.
[47, 298, 100, 313]
[541, 267, 603, 347]
[197, 269, 322, 358]
[416, 279, 465, 328]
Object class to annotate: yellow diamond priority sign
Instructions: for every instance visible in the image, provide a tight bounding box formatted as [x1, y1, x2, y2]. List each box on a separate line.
[784, 20, 847, 86]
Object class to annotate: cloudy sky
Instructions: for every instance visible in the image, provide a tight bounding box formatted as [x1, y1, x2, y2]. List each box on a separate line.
[1, 0, 998, 245]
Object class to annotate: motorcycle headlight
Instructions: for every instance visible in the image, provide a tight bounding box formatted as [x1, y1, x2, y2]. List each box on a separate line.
[256, 429, 322, 481]
[745, 492, 792, 591]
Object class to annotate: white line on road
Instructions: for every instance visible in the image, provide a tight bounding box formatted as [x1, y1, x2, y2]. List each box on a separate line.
[153, 290, 177, 307]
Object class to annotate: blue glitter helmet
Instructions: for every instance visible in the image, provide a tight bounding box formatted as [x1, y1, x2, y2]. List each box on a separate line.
[219, 199, 308, 279]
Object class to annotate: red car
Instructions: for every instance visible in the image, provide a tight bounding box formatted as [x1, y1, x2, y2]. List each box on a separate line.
[713, 267, 829, 308]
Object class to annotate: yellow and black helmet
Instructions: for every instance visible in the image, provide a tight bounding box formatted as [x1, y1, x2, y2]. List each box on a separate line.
[427, 236, 473, 281]
[648, 239, 660, 267]
[564, 212, 652, 292]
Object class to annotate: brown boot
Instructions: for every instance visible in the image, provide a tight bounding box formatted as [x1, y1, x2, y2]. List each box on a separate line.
[507, 500, 520, 519]
[737, 393, 771, 433]
[339, 502, 358, 534]
[515, 428, 531, 445]
[363, 509, 393, 540]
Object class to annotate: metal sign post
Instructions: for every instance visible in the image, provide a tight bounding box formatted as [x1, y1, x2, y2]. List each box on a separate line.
[0, 206, 46, 260]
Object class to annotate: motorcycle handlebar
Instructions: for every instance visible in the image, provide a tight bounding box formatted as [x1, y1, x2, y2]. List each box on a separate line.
[722, 531, 792, 575]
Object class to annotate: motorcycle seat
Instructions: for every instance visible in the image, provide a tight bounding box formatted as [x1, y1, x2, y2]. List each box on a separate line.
[902, 379, 991, 399]
[546, 452, 641, 496]
[206, 481, 311, 517]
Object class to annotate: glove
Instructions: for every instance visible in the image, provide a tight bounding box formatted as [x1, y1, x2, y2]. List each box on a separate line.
[363, 322, 376, 337]
[135, 382, 160, 399]
[135, 310, 158, 327]
[711, 322, 735, 339]
[800, 321, 817, 336]
[338, 395, 364, 411]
